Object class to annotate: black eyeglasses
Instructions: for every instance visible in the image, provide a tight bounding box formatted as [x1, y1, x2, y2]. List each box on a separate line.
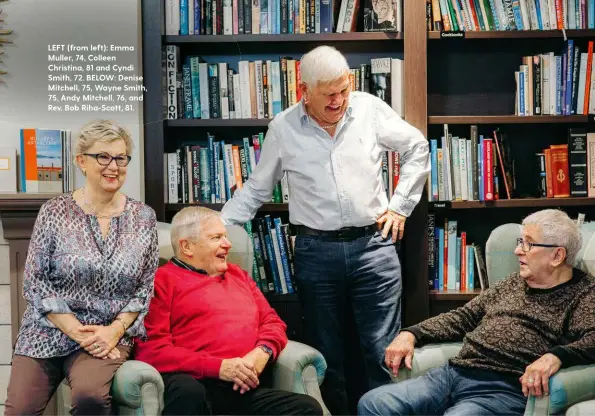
[83, 153, 131, 167]
[516, 238, 559, 253]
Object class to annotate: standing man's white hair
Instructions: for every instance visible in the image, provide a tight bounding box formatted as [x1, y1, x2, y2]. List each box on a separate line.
[299, 45, 350, 87]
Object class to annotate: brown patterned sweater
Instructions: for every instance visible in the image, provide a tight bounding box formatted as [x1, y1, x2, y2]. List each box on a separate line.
[404, 269, 595, 377]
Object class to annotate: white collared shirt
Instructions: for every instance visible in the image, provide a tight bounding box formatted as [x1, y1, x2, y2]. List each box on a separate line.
[221, 91, 430, 231]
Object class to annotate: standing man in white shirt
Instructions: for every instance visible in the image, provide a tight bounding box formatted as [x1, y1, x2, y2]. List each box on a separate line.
[221, 45, 430, 415]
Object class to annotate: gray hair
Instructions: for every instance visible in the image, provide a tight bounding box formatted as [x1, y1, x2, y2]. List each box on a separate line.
[299, 46, 350, 87]
[522, 209, 582, 265]
[170, 206, 222, 257]
[75, 119, 134, 156]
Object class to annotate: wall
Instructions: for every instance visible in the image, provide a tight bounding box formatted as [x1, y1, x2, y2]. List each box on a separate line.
[0, 0, 145, 412]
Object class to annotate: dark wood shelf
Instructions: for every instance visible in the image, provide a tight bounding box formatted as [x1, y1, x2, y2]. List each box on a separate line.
[431, 197, 595, 209]
[428, 115, 588, 124]
[167, 119, 271, 127]
[0, 193, 60, 211]
[165, 32, 403, 44]
[166, 202, 288, 212]
[429, 289, 482, 301]
[428, 30, 595, 39]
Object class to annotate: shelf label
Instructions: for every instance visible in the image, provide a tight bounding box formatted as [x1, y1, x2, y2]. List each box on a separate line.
[431, 201, 451, 209]
[440, 31, 465, 39]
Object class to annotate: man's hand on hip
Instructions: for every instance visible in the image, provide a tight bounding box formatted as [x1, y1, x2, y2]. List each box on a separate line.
[376, 210, 407, 242]
[384, 331, 416, 377]
[519, 353, 562, 398]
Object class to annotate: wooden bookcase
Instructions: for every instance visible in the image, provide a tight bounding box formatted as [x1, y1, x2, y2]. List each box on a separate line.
[140, 0, 429, 330]
[140, 0, 594, 328]
[425, 27, 595, 315]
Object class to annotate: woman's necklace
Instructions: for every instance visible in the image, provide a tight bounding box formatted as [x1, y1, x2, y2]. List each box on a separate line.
[81, 187, 121, 219]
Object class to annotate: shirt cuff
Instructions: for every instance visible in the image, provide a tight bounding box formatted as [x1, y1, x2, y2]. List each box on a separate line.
[203, 357, 224, 379]
[388, 197, 415, 217]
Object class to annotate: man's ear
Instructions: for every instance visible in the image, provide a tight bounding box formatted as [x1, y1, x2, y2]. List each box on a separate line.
[551, 247, 567, 267]
[299, 83, 308, 103]
[179, 239, 194, 258]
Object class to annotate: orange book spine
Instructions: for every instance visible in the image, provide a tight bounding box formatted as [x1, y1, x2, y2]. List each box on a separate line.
[21, 129, 38, 192]
[232, 145, 243, 190]
[550, 144, 570, 198]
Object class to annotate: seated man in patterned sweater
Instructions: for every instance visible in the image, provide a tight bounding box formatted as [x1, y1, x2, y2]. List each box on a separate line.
[134, 206, 322, 416]
[358, 209, 595, 416]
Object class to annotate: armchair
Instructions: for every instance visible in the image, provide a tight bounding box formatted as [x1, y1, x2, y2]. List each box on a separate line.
[57, 221, 329, 415]
[393, 222, 595, 416]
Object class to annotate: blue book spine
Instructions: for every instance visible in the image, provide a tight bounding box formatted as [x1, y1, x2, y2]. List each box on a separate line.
[566, 41, 574, 116]
[194, 0, 201, 34]
[274, 217, 294, 293]
[180, 0, 189, 35]
[261, 0, 269, 33]
[263, 216, 282, 292]
[243, 221, 263, 289]
[207, 134, 216, 204]
[319, 0, 331, 32]
[556, 55, 562, 115]
[19, 130, 26, 192]
[534, 0, 543, 29]
[430, 139, 438, 201]
[243, 137, 252, 175]
[467, 246, 475, 290]
[275, 0, 281, 34]
[220, 141, 231, 200]
[213, 140, 221, 203]
[589, 0, 594, 29]
[190, 57, 201, 119]
[511, 1, 522, 30]
[182, 62, 193, 119]
[519, 70, 525, 115]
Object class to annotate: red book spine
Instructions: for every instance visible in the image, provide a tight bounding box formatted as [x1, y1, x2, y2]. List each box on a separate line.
[483, 139, 494, 200]
[550, 144, 571, 198]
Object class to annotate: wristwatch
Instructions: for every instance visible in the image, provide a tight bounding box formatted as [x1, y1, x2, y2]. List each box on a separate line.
[258, 344, 273, 356]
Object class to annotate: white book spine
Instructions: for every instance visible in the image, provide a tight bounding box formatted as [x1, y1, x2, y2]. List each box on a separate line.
[539, 0, 550, 29]
[336, 0, 347, 32]
[165, 0, 180, 35]
[166, 45, 178, 120]
[519, 0, 530, 29]
[459, 138, 468, 201]
[233, 73, 242, 118]
[224, 0, 233, 34]
[589, 63, 595, 114]
[281, 173, 289, 202]
[550, 52, 556, 115]
[224, 144, 236, 190]
[168, 153, 178, 203]
[578, 53, 588, 114]
[219, 160, 226, 202]
[255, 61, 265, 119]
[266, 61, 274, 118]
[542, 55, 550, 115]
[391, 58, 404, 117]
[188, 0, 195, 34]
[239, 61, 252, 119]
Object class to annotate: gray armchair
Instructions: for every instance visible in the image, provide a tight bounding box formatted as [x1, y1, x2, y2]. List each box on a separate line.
[57, 222, 329, 415]
[392, 222, 595, 416]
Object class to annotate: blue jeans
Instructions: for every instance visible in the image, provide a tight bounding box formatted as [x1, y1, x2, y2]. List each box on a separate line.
[358, 364, 527, 416]
[294, 229, 402, 416]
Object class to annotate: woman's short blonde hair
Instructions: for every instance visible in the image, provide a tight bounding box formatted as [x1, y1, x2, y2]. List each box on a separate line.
[75, 119, 134, 156]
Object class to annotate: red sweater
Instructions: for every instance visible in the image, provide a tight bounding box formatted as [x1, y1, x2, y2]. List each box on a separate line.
[134, 261, 288, 379]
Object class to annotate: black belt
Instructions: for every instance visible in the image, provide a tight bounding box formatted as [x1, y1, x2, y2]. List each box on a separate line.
[294, 224, 378, 240]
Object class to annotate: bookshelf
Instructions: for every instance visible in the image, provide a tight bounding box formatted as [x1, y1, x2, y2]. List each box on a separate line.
[424, 1, 595, 316]
[140, 0, 430, 328]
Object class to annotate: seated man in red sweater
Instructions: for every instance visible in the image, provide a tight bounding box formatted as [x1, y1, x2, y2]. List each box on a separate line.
[134, 206, 323, 415]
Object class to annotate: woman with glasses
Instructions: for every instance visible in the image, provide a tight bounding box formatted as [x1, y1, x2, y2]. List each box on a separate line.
[6, 120, 159, 415]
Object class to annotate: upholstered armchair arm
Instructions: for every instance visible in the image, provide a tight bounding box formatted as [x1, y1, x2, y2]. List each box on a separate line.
[394, 342, 463, 382]
[271, 340, 329, 415]
[523, 364, 595, 416]
[111, 360, 164, 416]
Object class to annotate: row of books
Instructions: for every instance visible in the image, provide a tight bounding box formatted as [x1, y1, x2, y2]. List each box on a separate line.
[165, 135, 401, 204]
[536, 128, 595, 198]
[428, 214, 489, 292]
[428, 124, 515, 202]
[514, 41, 595, 116]
[165, 132, 288, 204]
[165, 46, 404, 120]
[164, 0, 402, 35]
[428, 0, 594, 32]
[19, 128, 74, 194]
[244, 215, 297, 294]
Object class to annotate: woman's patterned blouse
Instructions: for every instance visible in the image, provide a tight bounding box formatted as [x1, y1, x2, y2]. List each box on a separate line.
[14, 193, 159, 359]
